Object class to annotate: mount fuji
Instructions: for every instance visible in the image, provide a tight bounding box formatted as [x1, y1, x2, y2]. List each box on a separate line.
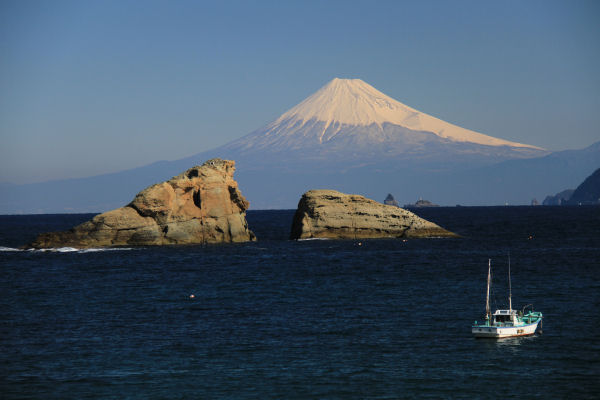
[3, 78, 599, 213]
[221, 78, 544, 162]
[199, 77, 551, 208]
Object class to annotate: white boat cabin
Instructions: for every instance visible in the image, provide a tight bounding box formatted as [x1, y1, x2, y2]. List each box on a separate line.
[492, 309, 519, 326]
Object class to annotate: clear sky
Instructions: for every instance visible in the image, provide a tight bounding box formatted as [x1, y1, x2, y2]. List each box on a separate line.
[1, 0, 599, 184]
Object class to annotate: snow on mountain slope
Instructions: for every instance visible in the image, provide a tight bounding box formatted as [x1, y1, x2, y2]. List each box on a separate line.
[250, 78, 542, 150]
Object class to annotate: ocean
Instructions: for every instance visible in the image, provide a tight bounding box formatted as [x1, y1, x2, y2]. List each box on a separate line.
[1, 207, 599, 399]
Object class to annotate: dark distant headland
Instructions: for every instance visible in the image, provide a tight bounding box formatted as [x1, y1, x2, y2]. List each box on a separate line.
[542, 168, 600, 206]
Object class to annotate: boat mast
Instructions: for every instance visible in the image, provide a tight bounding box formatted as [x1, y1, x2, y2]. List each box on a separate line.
[486, 259, 491, 322]
[508, 253, 512, 312]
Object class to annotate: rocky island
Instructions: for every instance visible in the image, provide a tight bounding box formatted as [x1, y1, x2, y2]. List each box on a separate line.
[383, 193, 400, 207]
[404, 198, 439, 208]
[542, 189, 574, 206]
[29, 159, 256, 248]
[290, 190, 457, 240]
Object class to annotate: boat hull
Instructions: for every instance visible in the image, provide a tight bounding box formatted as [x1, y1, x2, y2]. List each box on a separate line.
[472, 320, 540, 338]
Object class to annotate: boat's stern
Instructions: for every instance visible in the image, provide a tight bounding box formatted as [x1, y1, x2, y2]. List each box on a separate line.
[472, 323, 501, 338]
[522, 310, 543, 324]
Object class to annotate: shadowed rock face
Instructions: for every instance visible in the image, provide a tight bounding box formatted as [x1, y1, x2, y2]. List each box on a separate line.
[567, 167, 600, 205]
[290, 190, 457, 240]
[29, 159, 256, 248]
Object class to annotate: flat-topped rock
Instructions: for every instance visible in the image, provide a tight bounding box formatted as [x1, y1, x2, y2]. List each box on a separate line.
[29, 159, 256, 248]
[290, 189, 457, 240]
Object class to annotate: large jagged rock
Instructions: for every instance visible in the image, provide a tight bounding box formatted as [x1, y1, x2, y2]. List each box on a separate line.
[290, 190, 457, 240]
[29, 159, 256, 248]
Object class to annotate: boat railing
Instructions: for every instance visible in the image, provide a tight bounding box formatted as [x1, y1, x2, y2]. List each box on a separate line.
[521, 304, 534, 315]
[521, 311, 543, 324]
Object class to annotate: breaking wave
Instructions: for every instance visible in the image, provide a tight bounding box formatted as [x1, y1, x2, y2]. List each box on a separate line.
[0, 246, 134, 253]
[0, 246, 21, 252]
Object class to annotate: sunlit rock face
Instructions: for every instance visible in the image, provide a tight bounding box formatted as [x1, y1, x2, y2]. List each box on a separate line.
[290, 189, 457, 240]
[29, 159, 256, 248]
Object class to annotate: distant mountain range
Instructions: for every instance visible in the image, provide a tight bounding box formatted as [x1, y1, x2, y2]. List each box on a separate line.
[1, 78, 599, 213]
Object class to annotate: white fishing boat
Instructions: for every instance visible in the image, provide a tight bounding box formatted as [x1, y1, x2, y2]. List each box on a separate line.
[472, 258, 543, 338]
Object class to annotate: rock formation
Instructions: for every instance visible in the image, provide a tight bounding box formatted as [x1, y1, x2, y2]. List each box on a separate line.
[404, 198, 439, 208]
[383, 193, 400, 207]
[290, 190, 457, 240]
[542, 189, 574, 206]
[29, 159, 256, 248]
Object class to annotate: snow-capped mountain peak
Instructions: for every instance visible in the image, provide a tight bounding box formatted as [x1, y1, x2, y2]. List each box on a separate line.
[276, 78, 417, 128]
[272, 78, 541, 149]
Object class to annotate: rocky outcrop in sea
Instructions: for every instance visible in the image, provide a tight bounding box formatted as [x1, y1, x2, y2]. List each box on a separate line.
[404, 198, 439, 208]
[290, 189, 457, 240]
[28, 159, 256, 248]
[383, 193, 400, 207]
[542, 189, 574, 206]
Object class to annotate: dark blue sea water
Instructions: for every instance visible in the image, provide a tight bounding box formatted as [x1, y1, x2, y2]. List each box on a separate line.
[1, 207, 599, 399]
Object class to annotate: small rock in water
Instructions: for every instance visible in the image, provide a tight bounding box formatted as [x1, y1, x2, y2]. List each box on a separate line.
[290, 190, 457, 240]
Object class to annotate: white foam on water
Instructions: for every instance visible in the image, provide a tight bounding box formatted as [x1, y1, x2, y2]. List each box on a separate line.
[79, 248, 133, 253]
[0, 246, 22, 252]
[55, 247, 80, 252]
[10, 247, 138, 254]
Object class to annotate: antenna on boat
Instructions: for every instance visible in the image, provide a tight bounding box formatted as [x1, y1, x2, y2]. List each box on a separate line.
[486, 259, 491, 323]
[508, 252, 512, 312]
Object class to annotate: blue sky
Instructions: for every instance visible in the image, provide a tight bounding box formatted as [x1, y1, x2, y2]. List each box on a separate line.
[1, 0, 599, 183]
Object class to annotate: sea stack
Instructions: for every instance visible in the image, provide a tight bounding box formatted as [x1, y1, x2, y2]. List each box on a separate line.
[29, 159, 256, 248]
[383, 193, 400, 207]
[290, 189, 457, 240]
